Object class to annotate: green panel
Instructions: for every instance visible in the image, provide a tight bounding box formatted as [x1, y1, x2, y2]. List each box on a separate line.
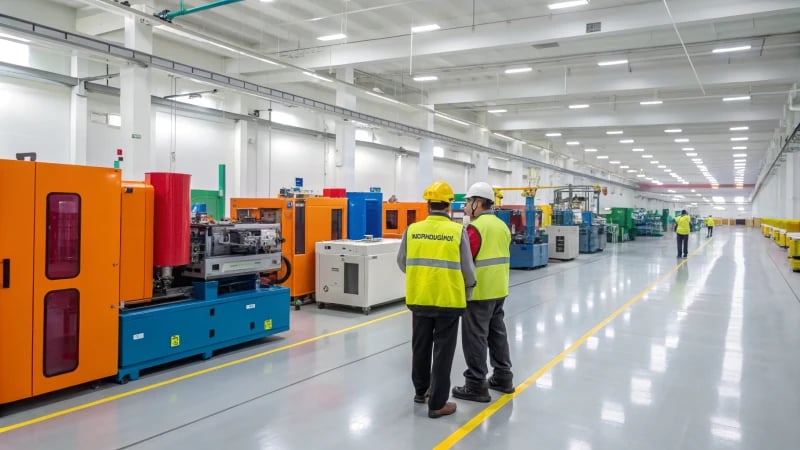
[191, 190, 223, 219]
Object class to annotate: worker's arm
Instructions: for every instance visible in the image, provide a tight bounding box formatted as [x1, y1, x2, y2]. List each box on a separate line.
[396, 229, 408, 273]
[466, 224, 481, 260]
[459, 228, 477, 300]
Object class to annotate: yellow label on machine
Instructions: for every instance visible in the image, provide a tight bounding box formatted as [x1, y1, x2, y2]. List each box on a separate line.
[170, 335, 181, 347]
[264, 319, 272, 330]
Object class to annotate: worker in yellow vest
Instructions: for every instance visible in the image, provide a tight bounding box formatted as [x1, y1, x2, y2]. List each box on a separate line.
[705, 215, 715, 238]
[452, 182, 514, 403]
[676, 209, 691, 257]
[396, 181, 476, 419]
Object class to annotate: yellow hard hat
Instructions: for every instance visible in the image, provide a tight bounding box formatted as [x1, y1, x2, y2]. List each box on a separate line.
[423, 181, 455, 203]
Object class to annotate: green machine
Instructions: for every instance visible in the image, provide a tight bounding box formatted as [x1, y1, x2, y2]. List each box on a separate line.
[605, 207, 635, 241]
[190, 164, 226, 220]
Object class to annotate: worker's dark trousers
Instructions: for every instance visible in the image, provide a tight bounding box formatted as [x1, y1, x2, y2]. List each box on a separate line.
[411, 313, 460, 411]
[707, 226, 714, 237]
[677, 233, 689, 256]
[461, 299, 513, 386]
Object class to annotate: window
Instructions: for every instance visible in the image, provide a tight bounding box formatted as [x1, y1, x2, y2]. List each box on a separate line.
[46, 194, 81, 279]
[44, 290, 80, 377]
[385, 210, 398, 230]
[331, 209, 343, 240]
[0, 38, 30, 66]
[294, 201, 305, 255]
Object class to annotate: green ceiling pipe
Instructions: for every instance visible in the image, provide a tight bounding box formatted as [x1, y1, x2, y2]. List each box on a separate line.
[158, 0, 244, 21]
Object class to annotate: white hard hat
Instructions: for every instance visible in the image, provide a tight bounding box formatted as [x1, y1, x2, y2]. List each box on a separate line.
[466, 182, 495, 202]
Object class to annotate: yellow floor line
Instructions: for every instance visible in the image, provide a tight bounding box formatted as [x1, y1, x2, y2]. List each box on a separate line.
[433, 239, 711, 449]
[0, 309, 410, 434]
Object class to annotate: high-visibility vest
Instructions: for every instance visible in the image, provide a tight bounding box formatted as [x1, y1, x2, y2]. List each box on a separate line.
[469, 214, 511, 301]
[676, 215, 691, 235]
[706, 218, 715, 227]
[405, 216, 466, 309]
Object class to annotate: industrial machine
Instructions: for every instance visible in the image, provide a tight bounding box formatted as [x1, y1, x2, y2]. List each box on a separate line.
[0, 157, 290, 407]
[347, 192, 383, 240]
[493, 186, 551, 269]
[383, 202, 427, 238]
[315, 238, 405, 314]
[551, 185, 605, 258]
[230, 197, 347, 303]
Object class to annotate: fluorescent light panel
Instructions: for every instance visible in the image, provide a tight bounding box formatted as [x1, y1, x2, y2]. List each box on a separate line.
[548, 0, 589, 10]
[620, 139, 634, 144]
[664, 129, 682, 133]
[730, 126, 749, 131]
[568, 104, 590, 109]
[598, 59, 628, 66]
[505, 67, 532, 74]
[584, 148, 598, 152]
[435, 112, 470, 126]
[640, 100, 663, 105]
[713, 45, 751, 54]
[411, 24, 440, 33]
[733, 146, 747, 150]
[731, 137, 748, 141]
[606, 130, 624, 135]
[723, 96, 751, 102]
[675, 138, 689, 143]
[545, 132, 562, 137]
[413, 75, 438, 81]
[566, 141, 581, 146]
[487, 109, 507, 113]
[317, 33, 347, 41]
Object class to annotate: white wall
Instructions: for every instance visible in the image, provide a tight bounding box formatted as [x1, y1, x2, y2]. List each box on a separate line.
[0, 78, 71, 163]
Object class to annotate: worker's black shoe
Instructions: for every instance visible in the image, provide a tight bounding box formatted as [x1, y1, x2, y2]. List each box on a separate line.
[452, 385, 491, 403]
[488, 376, 516, 394]
[428, 402, 456, 418]
[414, 389, 430, 404]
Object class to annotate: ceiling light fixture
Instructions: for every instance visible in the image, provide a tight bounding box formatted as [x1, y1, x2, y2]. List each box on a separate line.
[627, 169, 637, 173]
[609, 161, 621, 164]
[664, 129, 682, 133]
[411, 24, 441, 33]
[487, 109, 507, 113]
[597, 155, 609, 159]
[317, 33, 347, 41]
[712, 45, 752, 54]
[632, 148, 644, 152]
[732, 153, 747, 157]
[302, 71, 334, 82]
[640, 100, 663, 105]
[545, 132, 562, 137]
[686, 153, 698, 157]
[675, 138, 689, 143]
[723, 96, 751, 102]
[732, 146, 747, 150]
[731, 137, 749, 141]
[636, 174, 646, 178]
[598, 59, 628, 66]
[568, 104, 590, 109]
[413, 75, 438, 82]
[566, 141, 581, 146]
[606, 130, 624, 135]
[620, 165, 629, 169]
[642, 155, 653, 158]
[493, 132, 516, 140]
[547, 0, 590, 10]
[505, 67, 533, 74]
[729, 126, 749, 131]
[584, 148, 598, 152]
[620, 139, 634, 144]
[658, 165, 666, 168]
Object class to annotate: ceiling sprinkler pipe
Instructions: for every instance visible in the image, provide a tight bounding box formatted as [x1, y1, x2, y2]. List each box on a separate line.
[156, 0, 244, 22]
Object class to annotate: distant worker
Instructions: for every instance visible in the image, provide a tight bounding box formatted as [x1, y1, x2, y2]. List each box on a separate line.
[676, 210, 691, 258]
[452, 182, 515, 403]
[397, 181, 476, 419]
[705, 215, 715, 238]
[388, 194, 398, 203]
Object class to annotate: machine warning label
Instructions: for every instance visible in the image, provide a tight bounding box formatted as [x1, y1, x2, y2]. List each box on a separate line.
[170, 335, 181, 347]
[264, 319, 273, 330]
[246, 304, 256, 309]
[133, 333, 144, 341]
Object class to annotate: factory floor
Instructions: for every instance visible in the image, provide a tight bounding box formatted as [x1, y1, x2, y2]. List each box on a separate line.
[1, 227, 799, 450]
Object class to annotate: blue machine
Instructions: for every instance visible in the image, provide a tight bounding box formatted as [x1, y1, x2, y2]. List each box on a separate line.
[117, 223, 291, 383]
[500, 196, 549, 269]
[347, 192, 383, 239]
[118, 278, 290, 382]
[579, 211, 603, 254]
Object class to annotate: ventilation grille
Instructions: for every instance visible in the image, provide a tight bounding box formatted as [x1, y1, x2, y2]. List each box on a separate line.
[586, 22, 602, 33]
[532, 42, 560, 49]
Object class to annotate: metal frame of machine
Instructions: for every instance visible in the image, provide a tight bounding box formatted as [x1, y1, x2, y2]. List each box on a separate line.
[493, 187, 551, 270]
[0, 157, 291, 407]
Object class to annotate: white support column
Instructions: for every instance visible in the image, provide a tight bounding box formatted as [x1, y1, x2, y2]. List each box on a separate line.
[508, 141, 525, 205]
[786, 153, 798, 217]
[229, 94, 254, 200]
[69, 56, 88, 165]
[418, 138, 434, 198]
[335, 67, 356, 190]
[469, 127, 491, 187]
[120, 2, 153, 179]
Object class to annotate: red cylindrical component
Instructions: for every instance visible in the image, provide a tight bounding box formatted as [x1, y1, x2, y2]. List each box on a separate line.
[145, 172, 191, 267]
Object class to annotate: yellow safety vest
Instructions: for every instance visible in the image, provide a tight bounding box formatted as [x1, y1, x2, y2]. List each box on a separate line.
[676, 215, 691, 235]
[405, 216, 467, 309]
[706, 218, 715, 227]
[469, 214, 511, 301]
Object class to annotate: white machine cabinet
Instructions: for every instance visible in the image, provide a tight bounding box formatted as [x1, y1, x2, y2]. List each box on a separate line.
[547, 225, 580, 260]
[315, 238, 406, 314]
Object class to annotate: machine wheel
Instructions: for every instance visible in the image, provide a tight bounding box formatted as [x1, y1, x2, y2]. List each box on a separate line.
[118, 375, 130, 385]
[317, 302, 326, 309]
[362, 307, 371, 315]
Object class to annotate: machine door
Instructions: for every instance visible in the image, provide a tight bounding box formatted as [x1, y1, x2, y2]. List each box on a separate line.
[31, 163, 121, 395]
[0, 160, 36, 404]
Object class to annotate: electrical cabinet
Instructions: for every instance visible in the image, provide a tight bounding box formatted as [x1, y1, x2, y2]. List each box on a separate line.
[547, 226, 580, 260]
[315, 239, 405, 314]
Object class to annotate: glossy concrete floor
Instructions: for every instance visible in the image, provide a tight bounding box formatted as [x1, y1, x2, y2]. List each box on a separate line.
[1, 227, 799, 450]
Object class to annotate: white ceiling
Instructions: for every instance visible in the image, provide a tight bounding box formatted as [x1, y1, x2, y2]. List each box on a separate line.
[48, 0, 800, 201]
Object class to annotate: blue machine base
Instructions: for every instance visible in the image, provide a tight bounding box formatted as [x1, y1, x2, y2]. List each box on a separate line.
[510, 243, 549, 269]
[117, 283, 290, 383]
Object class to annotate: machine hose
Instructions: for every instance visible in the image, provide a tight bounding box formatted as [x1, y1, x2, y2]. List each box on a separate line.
[274, 254, 292, 284]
